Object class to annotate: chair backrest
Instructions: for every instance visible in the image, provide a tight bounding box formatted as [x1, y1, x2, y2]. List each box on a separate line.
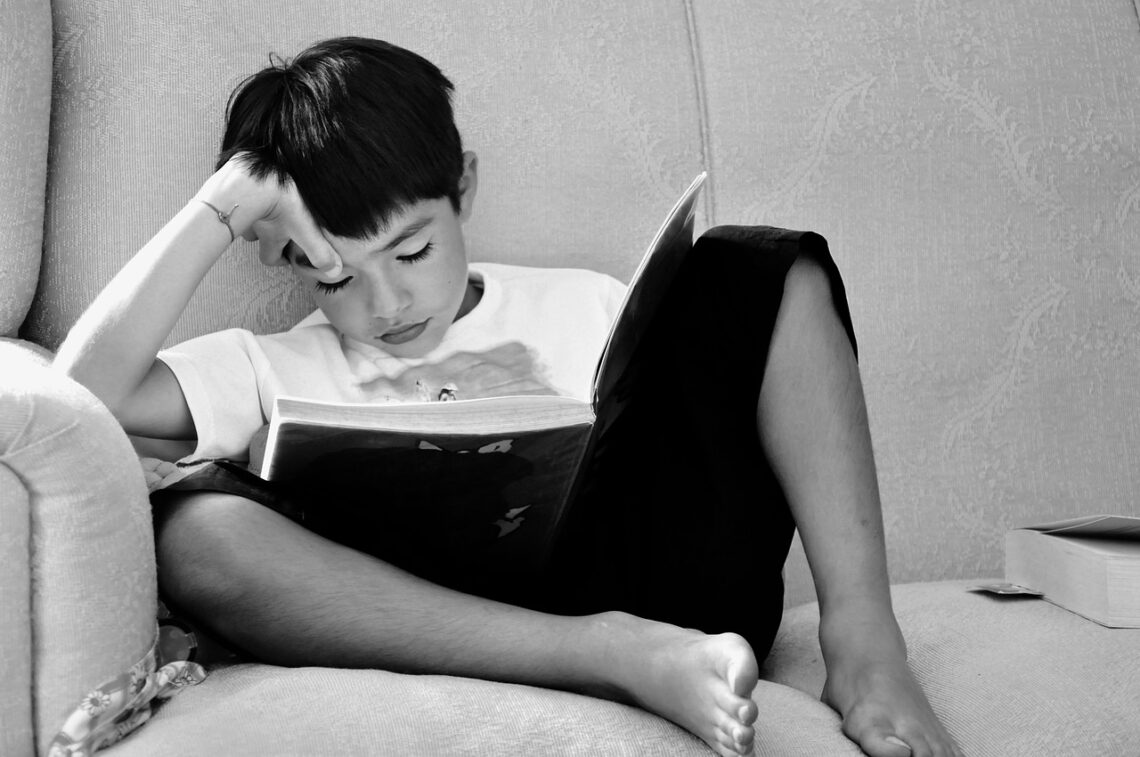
[24, 2, 711, 350]
[0, 0, 51, 339]
[20, 0, 1140, 605]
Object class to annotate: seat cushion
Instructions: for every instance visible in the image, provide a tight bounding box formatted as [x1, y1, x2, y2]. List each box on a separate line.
[103, 661, 862, 756]
[763, 580, 1140, 757]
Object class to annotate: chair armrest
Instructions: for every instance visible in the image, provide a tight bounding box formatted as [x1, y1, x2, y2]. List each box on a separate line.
[0, 341, 157, 754]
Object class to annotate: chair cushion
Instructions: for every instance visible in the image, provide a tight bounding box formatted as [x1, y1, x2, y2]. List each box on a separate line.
[764, 580, 1140, 756]
[0, 343, 159, 749]
[104, 661, 863, 756]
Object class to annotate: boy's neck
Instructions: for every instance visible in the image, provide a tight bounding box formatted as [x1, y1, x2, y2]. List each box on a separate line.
[454, 275, 483, 322]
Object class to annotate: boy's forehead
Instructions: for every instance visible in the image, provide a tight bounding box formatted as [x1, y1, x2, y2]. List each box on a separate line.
[286, 197, 452, 266]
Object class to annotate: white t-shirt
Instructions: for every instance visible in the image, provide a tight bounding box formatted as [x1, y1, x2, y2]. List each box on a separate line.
[159, 262, 627, 461]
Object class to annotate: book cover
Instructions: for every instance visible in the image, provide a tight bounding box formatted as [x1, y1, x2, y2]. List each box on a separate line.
[1004, 515, 1140, 628]
[257, 174, 707, 581]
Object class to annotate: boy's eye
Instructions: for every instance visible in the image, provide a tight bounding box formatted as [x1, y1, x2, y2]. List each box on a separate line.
[314, 277, 353, 294]
[398, 242, 434, 264]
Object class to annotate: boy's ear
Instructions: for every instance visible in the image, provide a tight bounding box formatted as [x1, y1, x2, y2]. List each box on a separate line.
[457, 151, 478, 221]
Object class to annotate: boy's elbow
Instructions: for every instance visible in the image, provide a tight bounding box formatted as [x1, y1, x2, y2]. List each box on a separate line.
[50, 347, 127, 412]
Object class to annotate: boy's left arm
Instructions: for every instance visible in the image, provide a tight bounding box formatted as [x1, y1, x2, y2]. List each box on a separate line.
[757, 256, 962, 757]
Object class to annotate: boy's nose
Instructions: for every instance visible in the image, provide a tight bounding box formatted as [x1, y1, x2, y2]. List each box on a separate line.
[368, 275, 410, 319]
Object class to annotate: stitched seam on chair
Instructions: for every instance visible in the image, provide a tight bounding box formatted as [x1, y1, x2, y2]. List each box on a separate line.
[1, 459, 38, 745]
[682, 0, 715, 225]
[0, 398, 82, 461]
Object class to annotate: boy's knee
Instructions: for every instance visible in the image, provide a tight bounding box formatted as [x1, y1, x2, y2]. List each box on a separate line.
[153, 491, 267, 609]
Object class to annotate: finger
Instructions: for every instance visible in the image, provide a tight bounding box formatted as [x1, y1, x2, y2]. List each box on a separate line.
[292, 230, 342, 277]
[256, 234, 291, 267]
[884, 735, 913, 753]
[282, 193, 342, 275]
[859, 729, 917, 757]
[144, 472, 165, 493]
[159, 467, 190, 489]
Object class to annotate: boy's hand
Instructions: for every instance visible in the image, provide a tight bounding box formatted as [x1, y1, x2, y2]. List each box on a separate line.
[197, 155, 343, 276]
[367, 343, 559, 402]
[140, 457, 189, 493]
[442, 344, 559, 398]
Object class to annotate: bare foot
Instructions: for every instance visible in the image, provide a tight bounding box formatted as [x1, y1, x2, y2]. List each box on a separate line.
[587, 612, 760, 756]
[823, 659, 963, 757]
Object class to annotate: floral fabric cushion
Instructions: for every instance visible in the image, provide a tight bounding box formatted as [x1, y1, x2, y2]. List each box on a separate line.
[48, 627, 206, 757]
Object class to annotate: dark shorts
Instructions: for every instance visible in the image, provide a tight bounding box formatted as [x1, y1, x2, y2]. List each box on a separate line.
[154, 225, 856, 660]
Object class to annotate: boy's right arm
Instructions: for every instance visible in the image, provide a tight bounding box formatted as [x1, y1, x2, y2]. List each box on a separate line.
[54, 156, 342, 441]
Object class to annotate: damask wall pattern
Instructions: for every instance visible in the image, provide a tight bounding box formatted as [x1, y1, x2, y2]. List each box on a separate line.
[693, 0, 1140, 601]
[0, 0, 51, 338]
[19, 0, 1140, 606]
[27, 0, 707, 348]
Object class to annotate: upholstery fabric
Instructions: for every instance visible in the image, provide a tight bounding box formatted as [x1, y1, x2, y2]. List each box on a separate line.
[0, 0, 51, 337]
[0, 464, 34, 757]
[8, 0, 1140, 754]
[764, 581, 1140, 756]
[0, 344, 158, 750]
[22, 0, 1140, 612]
[105, 664, 861, 757]
[27, 0, 707, 351]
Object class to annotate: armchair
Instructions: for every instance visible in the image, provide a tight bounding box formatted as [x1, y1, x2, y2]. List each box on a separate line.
[4, 1, 1140, 754]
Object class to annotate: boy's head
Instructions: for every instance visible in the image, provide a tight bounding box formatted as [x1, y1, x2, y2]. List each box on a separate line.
[217, 36, 465, 237]
[218, 37, 482, 359]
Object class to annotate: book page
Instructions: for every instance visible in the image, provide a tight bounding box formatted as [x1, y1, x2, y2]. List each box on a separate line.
[591, 173, 706, 411]
[272, 394, 592, 432]
[1027, 514, 1140, 539]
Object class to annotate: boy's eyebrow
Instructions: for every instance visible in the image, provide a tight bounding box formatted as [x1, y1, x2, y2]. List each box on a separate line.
[379, 216, 433, 252]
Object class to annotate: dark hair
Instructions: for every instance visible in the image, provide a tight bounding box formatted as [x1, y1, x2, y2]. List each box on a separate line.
[216, 37, 464, 238]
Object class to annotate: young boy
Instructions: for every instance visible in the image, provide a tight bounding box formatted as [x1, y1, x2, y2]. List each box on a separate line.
[55, 37, 960, 757]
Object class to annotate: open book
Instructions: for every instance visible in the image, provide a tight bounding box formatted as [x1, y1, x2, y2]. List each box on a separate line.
[256, 174, 707, 583]
[1003, 515, 1140, 628]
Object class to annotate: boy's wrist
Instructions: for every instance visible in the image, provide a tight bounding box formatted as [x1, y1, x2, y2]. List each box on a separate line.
[184, 196, 244, 250]
[194, 157, 274, 241]
[197, 199, 240, 243]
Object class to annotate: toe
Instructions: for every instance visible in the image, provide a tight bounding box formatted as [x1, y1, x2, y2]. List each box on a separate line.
[713, 704, 752, 742]
[734, 724, 755, 751]
[712, 686, 752, 723]
[715, 633, 759, 696]
[711, 725, 751, 756]
[737, 698, 758, 725]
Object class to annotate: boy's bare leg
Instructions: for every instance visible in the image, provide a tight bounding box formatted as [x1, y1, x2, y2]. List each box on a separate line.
[154, 492, 760, 756]
[757, 257, 963, 757]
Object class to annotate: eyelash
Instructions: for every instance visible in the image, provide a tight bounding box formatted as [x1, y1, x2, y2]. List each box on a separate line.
[312, 243, 434, 295]
[399, 242, 434, 264]
[314, 278, 352, 295]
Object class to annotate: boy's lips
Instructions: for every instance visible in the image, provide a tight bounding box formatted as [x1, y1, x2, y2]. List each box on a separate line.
[377, 319, 429, 345]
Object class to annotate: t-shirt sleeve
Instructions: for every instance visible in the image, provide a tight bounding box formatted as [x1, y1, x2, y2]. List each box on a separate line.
[157, 328, 269, 462]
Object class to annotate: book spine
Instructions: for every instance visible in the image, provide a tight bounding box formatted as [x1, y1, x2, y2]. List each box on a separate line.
[1004, 530, 1111, 626]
